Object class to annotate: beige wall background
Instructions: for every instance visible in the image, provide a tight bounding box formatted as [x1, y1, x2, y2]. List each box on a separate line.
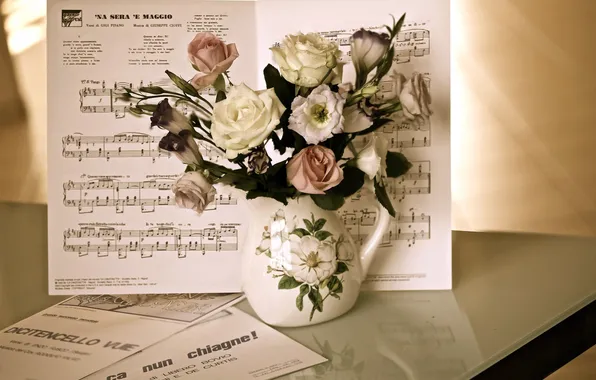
[0, 0, 595, 237]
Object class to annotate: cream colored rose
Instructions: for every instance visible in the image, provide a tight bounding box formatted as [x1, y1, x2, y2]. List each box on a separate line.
[211, 83, 286, 159]
[188, 32, 239, 88]
[286, 145, 343, 195]
[172, 172, 216, 214]
[271, 33, 343, 87]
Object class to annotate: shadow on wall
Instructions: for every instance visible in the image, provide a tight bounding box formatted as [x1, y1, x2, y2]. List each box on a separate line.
[452, 0, 596, 237]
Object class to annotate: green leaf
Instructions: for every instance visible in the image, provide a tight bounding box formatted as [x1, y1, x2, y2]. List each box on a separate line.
[165, 70, 199, 97]
[296, 284, 309, 311]
[191, 63, 201, 71]
[327, 276, 343, 294]
[374, 178, 397, 217]
[303, 218, 314, 232]
[136, 104, 157, 112]
[270, 132, 286, 155]
[315, 230, 333, 241]
[128, 107, 143, 115]
[138, 86, 165, 94]
[310, 193, 345, 211]
[216, 90, 226, 103]
[336, 261, 349, 274]
[308, 287, 324, 313]
[292, 228, 310, 237]
[263, 64, 295, 108]
[393, 13, 406, 38]
[213, 74, 226, 93]
[266, 161, 286, 178]
[291, 130, 308, 154]
[323, 133, 351, 161]
[189, 112, 202, 130]
[278, 275, 302, 289]
[330, 166, 365, 197]
[313, 218, 326, 232]
[375, 46, 395, 81]
[386, 151, 413, 178]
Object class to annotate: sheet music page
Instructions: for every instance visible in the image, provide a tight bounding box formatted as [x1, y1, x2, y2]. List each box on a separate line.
[256, 0, 451, 290]
[48, 0, 450, 294]
[47, 0, 258, 294]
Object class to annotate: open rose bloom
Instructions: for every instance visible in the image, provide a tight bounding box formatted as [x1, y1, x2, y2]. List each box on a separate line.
[188, 32, 239, 88]
[129, 14, 420, 219]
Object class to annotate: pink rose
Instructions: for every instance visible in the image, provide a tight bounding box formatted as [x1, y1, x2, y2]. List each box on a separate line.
[188, 32, 239, 88]
[287, 146, 344, 195]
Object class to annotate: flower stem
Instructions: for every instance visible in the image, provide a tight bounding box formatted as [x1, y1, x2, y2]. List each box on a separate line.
[224, 71, 234, 86]
[348, 141, 358, 157]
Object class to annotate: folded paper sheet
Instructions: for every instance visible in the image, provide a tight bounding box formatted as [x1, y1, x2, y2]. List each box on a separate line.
[86, 307, 327, 380]
[0, 293, 243, 380]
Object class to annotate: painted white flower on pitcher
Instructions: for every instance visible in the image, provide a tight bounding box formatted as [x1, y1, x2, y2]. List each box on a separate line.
[288, 235, 337, 285]
[256, 209, 356, 321]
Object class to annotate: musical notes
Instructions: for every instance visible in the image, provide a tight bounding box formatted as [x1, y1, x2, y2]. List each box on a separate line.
[63, 226, 239, 258]
[353, 117, 431, 149]
[320, 26, 430, 64]
[340, 210, 431, 248]
[79, 80, 216, 118]
[62, 133, 223, 163]
[63, 179, 237, 214]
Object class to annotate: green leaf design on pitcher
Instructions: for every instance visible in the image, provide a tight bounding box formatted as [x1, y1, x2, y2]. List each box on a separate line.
[257, 209, 356, 321]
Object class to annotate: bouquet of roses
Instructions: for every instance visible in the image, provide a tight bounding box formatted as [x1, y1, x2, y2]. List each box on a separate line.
[120, 13, 431, 217]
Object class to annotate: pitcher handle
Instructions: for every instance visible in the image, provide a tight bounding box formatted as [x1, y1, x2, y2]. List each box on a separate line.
[359, 202, 391, 281]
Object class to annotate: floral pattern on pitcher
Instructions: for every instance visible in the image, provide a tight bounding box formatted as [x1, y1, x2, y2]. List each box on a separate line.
[256, 209, 356, 321]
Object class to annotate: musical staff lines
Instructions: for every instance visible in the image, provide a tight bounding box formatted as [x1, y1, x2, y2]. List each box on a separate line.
[348, 161, 431, 203]
[62, 133, 223, 163]
[353, 115, 431, 149]
[79, 80, 216, 118]
[340, 210, 431, 248]
[63, 226, 239, 258]
[320, 26, 430, 64]
[63, 179, 237, 214]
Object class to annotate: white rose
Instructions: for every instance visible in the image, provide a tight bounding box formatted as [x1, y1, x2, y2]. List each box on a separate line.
[342, 104, 373, 133]
[271, 33, 344, 87]
[171, 172, 216, 214]
[355, 134, 389, 181]
[211, 83, 285, 159]
[287, 235, 337, 285]
[288, 84, 345, 144]
[393, 71, 432, 122]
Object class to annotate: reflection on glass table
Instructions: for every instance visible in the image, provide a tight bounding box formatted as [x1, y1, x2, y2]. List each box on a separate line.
[0, 203, 594, 379]
[237, 291, 482, 380]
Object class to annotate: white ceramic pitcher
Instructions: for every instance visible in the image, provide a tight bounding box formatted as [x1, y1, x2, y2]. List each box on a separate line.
[241, 193, 390, 327]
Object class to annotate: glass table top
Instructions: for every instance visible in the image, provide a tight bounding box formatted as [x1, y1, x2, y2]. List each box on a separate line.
[1, 203, 595, 379]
